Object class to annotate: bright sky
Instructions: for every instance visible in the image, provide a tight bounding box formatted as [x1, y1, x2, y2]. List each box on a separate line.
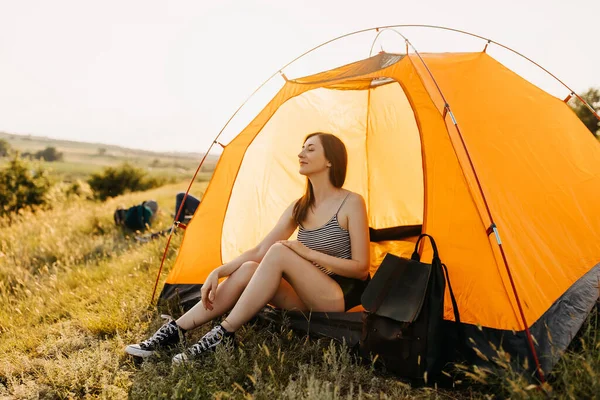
[0, 0, 597, 153]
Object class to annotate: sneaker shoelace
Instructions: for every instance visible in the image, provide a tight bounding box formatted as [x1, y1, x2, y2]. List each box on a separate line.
[140, 316, 177, 348]
[188, 326, 224, 356]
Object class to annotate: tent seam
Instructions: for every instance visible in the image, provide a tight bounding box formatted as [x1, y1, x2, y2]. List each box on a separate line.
[365, 88, 372, 227]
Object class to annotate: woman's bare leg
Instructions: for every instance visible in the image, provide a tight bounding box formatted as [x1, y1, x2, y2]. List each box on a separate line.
[269, 278, 308, 311]
[176, 260, 309, 330]
[176, 261, 259, 330]
[222, 243, 344, 332]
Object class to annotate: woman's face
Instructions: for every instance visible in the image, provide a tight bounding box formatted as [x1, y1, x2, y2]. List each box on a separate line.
[298, 135, 330, 176]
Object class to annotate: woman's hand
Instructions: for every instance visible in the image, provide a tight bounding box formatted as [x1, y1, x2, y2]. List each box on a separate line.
[278, 240, 312, 260]
[201, 270, 219, 311]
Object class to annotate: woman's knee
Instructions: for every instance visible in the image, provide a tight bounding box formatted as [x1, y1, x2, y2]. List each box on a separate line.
[231, 261, 258, 281]
[263, 242, 289, 260]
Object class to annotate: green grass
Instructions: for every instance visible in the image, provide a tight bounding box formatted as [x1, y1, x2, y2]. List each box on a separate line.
[0, 182, 599, 399]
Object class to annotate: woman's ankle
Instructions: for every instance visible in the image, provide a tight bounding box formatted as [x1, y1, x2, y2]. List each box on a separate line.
[220, 319, 236, 333]
[175, 317, 193, 331]
[171, 320, 187, 333]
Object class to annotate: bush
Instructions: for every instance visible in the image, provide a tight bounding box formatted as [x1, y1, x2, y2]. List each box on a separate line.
[0, 157, 54, 216]
[20, 146, 64, 161]
[36, 146, 64, 161]
[0, 139, 12, 157]
[65, 180, 94, 199]
[87, 163, 167, 200]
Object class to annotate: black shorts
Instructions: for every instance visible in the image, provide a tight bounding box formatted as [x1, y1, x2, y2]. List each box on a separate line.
[331, 274, 371, 311]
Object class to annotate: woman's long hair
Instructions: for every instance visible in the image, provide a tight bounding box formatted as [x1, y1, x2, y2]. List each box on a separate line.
[293, 133, 348, 225]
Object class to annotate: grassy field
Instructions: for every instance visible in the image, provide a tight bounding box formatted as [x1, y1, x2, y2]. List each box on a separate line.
[0, 182, 457, 399]
[1, 183, 600, 398]
[0, 131, 217, 183]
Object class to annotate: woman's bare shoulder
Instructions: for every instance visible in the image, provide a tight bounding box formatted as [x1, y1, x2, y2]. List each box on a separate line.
[343, 190, 366, 208]
[338, 191, 367, 231]
[282, 198, 300, 217]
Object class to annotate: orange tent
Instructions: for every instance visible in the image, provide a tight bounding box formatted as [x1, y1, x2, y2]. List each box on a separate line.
[158, 49, 600, 374]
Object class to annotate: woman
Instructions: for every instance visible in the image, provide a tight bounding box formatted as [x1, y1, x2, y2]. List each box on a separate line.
[125, 133, 371, 365]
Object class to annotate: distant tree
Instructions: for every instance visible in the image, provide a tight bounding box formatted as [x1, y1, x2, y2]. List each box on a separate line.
[98, 147, 107, 156]
[0, 156, 53, 216]
[87, 163, 166, 200]
[34, 146, 63, 162]
[568, 87, 600, 136]
[151, 158, 161, 167]
[0, 139, 12, 157]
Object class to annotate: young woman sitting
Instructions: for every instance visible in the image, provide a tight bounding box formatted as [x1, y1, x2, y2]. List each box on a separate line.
[125, 132, 371, 364]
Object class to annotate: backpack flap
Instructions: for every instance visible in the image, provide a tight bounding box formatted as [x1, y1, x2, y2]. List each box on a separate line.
[361, 253, 431, 323]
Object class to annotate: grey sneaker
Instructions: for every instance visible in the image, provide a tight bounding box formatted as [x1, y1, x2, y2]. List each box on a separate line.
[172, 324, 234, 365]
[125, 315, 185, 358]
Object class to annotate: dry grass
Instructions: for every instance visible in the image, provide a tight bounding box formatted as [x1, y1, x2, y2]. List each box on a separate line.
[0, 182, 599, 399]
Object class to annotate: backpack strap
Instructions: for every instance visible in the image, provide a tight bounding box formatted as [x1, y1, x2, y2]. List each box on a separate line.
[441, 261, 469, 362]
[442, 263, 461, 325]
[411, 234, 458, 323]
[411, 234, 440, 264]
[413, 235, 464, 343]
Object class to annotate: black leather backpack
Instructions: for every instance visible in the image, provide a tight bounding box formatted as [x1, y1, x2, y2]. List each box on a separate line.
[360, 234, 461, 384]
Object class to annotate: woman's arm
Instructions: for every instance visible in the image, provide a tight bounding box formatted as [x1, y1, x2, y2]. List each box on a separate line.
[212, 201, 298, 278]
[280, 193, 370, 280]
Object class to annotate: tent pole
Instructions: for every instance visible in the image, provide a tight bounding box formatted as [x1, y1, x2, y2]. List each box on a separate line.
[368, 28, 406, 57]
[573, 92, 600, 121]
[150, 143, 217, 304]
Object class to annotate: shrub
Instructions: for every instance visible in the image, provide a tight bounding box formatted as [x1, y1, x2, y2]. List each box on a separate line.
[87, 163, 167, 200]
[34, 146, 64, 162]
[0, 157, 54, 216]
[0, 139, 12, 157]
[65, 180, 94, 199]
[568, 87, 600, 136]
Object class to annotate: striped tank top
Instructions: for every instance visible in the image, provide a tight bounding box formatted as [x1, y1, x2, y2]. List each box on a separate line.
[297, 193, 352, 276]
